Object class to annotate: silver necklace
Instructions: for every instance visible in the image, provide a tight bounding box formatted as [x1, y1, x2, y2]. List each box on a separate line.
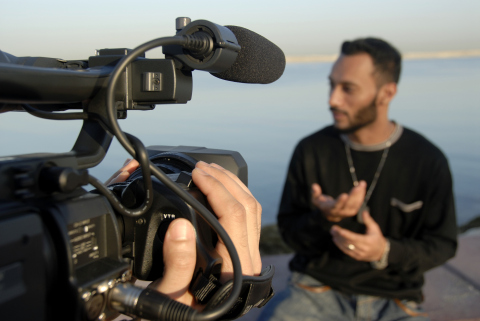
[344, 141, 390, 224]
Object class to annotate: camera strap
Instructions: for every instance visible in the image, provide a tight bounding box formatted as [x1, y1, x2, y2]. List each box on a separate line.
[199, 265, 275, 320]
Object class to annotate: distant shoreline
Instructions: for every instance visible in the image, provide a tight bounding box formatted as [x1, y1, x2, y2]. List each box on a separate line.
[286, 49, 480, 64]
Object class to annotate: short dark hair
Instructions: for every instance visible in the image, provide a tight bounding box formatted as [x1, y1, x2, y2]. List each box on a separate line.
[341, 37, 402, 84]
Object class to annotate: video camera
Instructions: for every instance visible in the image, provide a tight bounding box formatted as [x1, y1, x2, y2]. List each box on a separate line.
[0, 17, 285, 321]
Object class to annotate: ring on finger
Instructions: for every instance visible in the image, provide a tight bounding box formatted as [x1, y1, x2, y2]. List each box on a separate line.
[347, 244, 355, 250]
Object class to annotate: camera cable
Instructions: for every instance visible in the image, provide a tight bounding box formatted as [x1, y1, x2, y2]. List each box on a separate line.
[20, 104, 154, 218]
[105, 35, 243, 321]
[88, 132, 153, 217]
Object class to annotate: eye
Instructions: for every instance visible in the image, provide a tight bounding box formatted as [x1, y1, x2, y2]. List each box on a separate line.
[342, 85, 354, 94]
[328, 81, 335, 92]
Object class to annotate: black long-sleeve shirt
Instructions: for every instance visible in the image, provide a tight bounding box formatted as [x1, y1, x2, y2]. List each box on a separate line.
[278, 125, 457, 302]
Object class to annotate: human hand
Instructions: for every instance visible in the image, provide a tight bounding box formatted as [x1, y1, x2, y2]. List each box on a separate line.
[149, 160, 262, 304]
[311, 181, 367, 222]
[330, 211, 387, 262]
[109, 159, 262, 307]
[104, 158, 140, 185]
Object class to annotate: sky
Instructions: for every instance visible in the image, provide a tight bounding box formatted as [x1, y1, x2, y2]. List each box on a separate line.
[1, 0, 479, 60]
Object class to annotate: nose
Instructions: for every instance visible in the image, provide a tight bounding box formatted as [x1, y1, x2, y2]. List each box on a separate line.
[329, 85, 342, 108]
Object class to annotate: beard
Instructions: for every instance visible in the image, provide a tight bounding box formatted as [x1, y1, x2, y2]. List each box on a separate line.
[330, 94, 378, 134]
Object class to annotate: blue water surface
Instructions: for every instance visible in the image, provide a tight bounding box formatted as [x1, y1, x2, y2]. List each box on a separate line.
[1, 57, 479, 226]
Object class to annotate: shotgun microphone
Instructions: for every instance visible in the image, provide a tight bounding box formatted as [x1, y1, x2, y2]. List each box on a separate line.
[164, 19, 286, 85]
[212, 25, 286, 84]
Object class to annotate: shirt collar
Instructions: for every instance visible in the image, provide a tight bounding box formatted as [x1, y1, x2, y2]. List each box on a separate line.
[340, 122, 403, 152]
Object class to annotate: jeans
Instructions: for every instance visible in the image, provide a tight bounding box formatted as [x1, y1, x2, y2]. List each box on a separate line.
[259, 272, 429, 321]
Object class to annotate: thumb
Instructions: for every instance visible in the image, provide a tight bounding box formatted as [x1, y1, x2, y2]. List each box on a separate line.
[149, 219, 196, 305]
[363, 211, 380, 234]
[311, 183, 322, 198]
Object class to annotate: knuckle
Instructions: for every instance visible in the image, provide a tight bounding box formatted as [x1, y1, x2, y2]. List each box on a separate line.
[256, 201, 262, 215]
[229, 201, 247, 221]
[243, 194, 258, 213]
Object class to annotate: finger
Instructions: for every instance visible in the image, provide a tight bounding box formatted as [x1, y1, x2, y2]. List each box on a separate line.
[208, 162, 261, 230]
[332, 193, 348, 212]
[311, 183, 323, 208]
[311, 183, 322, 198]
[342, 181, 366, 213]
[196, 162, 255, 227]
[316, 196, 336, 212]
[191, 165, 254, 278]
[209, 163, 252, 196]
[205, 162, 262, 273]
[105, 170, 124, 185]
[149, 219, 196, 306]
[122, 158, 140, 173]
[200, 162, 260, 224]
[363, 211, 382, 235]
[209, 162, 262, 245]
[194, 162, 257, 274]
[107, 171, 130, 185]
[330, 225, 362, 244]
[311, 184, 336, 214]
[331, 234, 359, 259]
[104, 159, 140, 185]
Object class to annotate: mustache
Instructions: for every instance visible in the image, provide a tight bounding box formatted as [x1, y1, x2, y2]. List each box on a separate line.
[330, 107, 347, 115]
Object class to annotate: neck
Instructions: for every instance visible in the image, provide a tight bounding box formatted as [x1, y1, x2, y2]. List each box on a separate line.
[347, 119, 395, 145]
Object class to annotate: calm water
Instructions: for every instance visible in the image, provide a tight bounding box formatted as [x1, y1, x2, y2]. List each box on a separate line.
[1, 57, 479, 226]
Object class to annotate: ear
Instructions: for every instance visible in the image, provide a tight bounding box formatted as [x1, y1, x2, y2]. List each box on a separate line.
[377, 82, 397, 107]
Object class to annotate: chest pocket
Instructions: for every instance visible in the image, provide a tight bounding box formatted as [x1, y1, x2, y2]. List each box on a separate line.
[389, 198, 424, 237]
[390, 198, 423, 212]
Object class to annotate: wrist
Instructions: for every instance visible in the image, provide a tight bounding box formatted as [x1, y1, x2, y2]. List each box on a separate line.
[370, 238, 390, 270]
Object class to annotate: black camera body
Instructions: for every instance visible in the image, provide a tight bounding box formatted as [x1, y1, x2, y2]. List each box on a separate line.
[0, 18, 240, 320]
[0, 145, 246, 321]
[107, 145, 247, 283]
[0, 152, 129, 321]
[0, 17, 281, 321]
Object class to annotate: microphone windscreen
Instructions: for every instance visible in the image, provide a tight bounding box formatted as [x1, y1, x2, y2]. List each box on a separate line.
[210, 26, 286, 84]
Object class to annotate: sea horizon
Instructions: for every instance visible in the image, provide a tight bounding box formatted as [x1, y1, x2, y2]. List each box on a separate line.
[285, 48, 480, 63]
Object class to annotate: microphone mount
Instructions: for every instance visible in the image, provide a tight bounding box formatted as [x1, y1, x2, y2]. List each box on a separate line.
[182, 32, 214, 60]
[163, 20, 241, 73]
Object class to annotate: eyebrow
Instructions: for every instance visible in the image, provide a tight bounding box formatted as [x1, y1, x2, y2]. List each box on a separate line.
[328, 76, 359, 88]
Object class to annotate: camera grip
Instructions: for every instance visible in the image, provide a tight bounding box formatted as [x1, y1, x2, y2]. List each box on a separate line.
[202, 265, 275, 320]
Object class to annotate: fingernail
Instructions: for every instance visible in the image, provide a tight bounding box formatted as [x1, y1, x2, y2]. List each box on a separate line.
[196, 161, 207, 167]
[123, 158, 132, 166]
[168, 219, 191, 241]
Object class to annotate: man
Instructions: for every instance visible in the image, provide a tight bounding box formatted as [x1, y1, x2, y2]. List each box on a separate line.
[260, 38, 457, 320]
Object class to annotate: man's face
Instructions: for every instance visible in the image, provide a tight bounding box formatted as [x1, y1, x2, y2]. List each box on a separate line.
[328, 53, 379, 133]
